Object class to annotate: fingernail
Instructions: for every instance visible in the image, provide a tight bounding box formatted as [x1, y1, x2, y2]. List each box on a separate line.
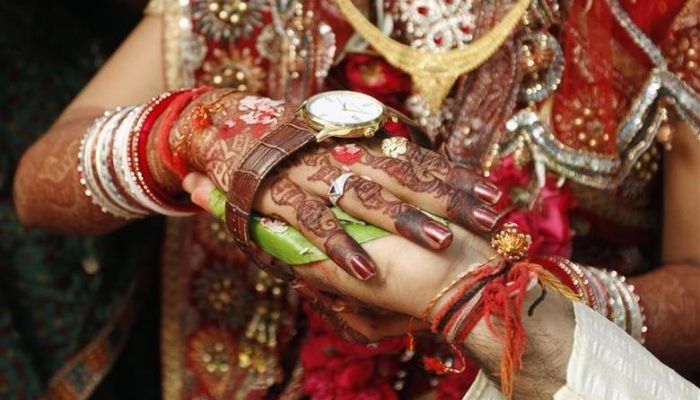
[350, 255, 376, 280]
[331, 302, 347, 312]
[473, 182, 502, 205]
[473, 207, 499, 230]
[423, 221, 453, 248]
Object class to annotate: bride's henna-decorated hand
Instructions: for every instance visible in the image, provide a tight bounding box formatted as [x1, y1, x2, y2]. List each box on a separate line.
[178, 90, 502, 280]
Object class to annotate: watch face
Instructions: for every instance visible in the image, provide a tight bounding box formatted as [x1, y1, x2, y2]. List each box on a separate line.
[304, 91, 384, 126]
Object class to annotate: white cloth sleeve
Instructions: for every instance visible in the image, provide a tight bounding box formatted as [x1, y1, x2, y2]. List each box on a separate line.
[463, 303, 700, 400]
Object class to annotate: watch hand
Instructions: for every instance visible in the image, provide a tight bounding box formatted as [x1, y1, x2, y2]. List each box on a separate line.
[346, 107, 372, 115]
[335, 97, 347, 110]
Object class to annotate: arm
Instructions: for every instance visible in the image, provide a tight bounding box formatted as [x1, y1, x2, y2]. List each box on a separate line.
[13, 15, 166, 234]
[629, 120, 700, 375]
[633, 0, 700, 374]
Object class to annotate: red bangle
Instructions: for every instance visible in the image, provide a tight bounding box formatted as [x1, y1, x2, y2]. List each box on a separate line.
[130, 91, 198, 214]
[156, 86, 212, 179]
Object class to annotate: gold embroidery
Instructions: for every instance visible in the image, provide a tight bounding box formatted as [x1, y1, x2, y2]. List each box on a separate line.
[160, 218, 188, 400]
[162, 0, 205, 89]
[334, 0, 531, 110]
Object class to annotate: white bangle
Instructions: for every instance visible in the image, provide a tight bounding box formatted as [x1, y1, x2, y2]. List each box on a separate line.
[95, 107, 145, 218]
[107, 106, 150, 216]
[79, 111, 135, 219]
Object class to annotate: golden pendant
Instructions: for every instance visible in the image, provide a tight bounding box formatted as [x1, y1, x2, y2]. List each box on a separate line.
[334, 0, 531, 110]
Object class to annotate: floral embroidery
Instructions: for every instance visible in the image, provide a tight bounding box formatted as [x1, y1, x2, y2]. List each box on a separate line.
[187, 327, 238, 398]
[200, 47, 264, 92]
[238, 96, 284, 124]
[192, 262, 252, 328]
[218, 117, 240, 139]
[192, 0, 267, 43]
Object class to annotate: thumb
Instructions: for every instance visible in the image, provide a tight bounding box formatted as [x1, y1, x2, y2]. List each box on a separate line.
[182, 172, 216, 213]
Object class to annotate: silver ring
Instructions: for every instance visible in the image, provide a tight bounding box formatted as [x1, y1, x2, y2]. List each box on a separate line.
[328, 173, 355, 206]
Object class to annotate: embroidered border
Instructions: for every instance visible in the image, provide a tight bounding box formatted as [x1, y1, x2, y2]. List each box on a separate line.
[43, 277, 143, 400]
[160, 218, 188, 400]
[162, 0, 204, 89]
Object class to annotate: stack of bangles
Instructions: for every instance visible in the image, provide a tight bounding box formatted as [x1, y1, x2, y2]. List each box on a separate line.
[538, 257, 648, 343]
[78, 88, 210, 218]
[419, 223, 647, 397]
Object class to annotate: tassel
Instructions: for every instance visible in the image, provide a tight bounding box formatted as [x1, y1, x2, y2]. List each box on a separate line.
[476, 261, 581, 399]
[478, 263, 531, 399]
[422, 343, 467, 375]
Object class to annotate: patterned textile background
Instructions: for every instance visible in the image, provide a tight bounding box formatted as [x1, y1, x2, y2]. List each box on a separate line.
[0, 1, 163, 399]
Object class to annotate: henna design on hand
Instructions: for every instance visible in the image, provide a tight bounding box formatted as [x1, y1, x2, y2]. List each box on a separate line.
[304, 158, 454, 250]
[345, 176, 453, 249]
[393, 141, 502, 205]
[268, 174, 376, 280]
[13, 110, 129, 233]
[358, 147, 499, 231]
[177, 91, 287, 190]
[308, 165, 342, 185]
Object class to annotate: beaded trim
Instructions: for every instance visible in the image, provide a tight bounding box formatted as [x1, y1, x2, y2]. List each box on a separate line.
[502, 0, 700, 190]
[504, 69, 700, 189]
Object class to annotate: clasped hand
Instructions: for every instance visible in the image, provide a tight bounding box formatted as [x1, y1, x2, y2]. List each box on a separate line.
[184, 135, 502, 340]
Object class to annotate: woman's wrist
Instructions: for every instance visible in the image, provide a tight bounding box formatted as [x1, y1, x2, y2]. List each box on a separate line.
[171, 90, 287, 191]
[143, 88, 289, 197]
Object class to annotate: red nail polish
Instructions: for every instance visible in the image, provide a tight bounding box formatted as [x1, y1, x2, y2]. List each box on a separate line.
[350, 255, 376, 280]
[473, 207, 499, 230]
[473, 182, 502, 205]
[423, 221, 454, 248]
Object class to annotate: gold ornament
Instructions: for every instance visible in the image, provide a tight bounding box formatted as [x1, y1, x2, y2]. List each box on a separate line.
[491, 222, 532, 262]
[381, 136, 408, 158]
[334, 0, 531, 111]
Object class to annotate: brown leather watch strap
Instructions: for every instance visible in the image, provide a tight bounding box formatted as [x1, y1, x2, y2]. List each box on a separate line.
[225, 114, 316, 245]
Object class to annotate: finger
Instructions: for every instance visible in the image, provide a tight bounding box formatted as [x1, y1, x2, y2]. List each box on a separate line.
[296, 277, 412, 343]
[255, 174, 377, 280]
[291, 280, 372, 343]
[339, 312, 418, 342]
[333, 144, 500, 233]
[381, 139, 503, 205]
[296, 165, 453, 250]
[182, 172, 216, 212]
[182, 172, 212, 193]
